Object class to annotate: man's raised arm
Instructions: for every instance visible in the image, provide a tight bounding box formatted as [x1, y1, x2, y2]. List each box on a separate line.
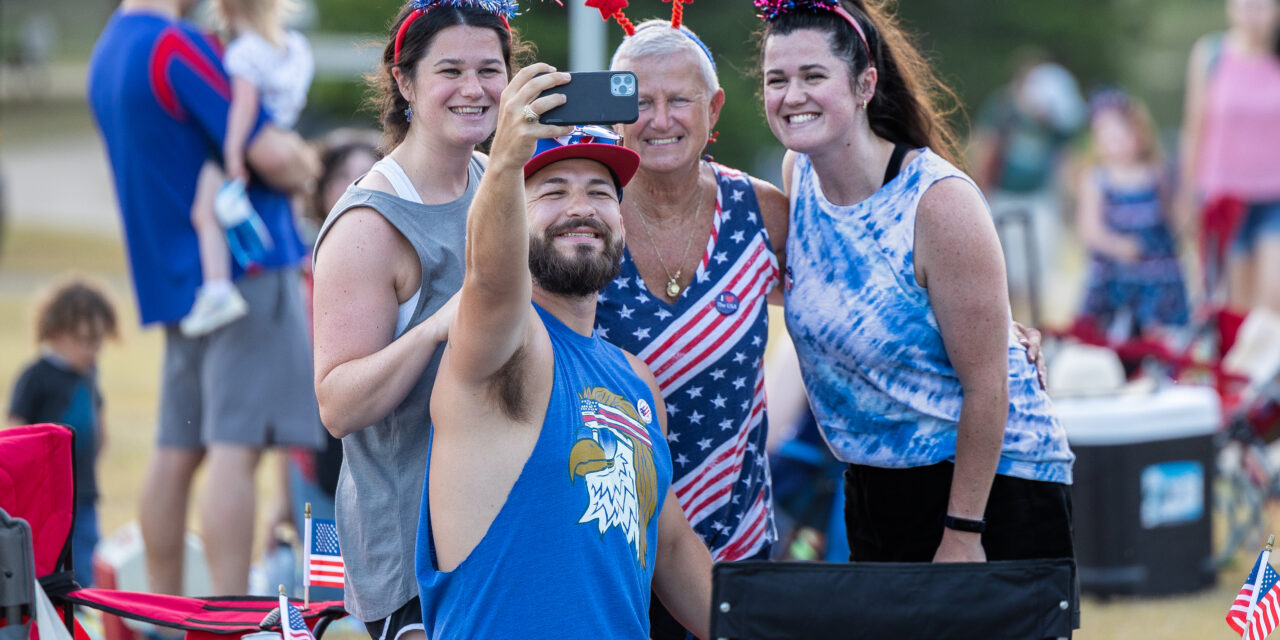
[445, 64, 572, 383]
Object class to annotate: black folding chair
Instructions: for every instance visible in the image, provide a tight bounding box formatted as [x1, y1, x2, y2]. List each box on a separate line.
[710, 559, 1077, 640]
[0, 509, 39, 640]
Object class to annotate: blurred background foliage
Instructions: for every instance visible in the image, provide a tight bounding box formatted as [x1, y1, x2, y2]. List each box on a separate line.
[300, 0, 1229, 179]
[0, 0, 1230, 178]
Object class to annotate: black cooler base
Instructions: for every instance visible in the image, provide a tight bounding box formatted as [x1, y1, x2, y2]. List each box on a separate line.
[1071, 432, 1215, 596]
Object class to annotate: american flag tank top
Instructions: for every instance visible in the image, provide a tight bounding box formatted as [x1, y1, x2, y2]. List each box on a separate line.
[595, 162, 779, 560]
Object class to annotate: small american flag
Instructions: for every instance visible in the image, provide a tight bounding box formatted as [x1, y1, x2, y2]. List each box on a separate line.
[1227, 550, 1280, 640]
[278, 595, 315, 640]
[304, 518, 344, 589]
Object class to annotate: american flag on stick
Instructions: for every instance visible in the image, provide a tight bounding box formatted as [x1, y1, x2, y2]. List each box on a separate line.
[1228, 535, 1280, 640]
[278, 592, 316, 640]
[304, 508, 344, 590]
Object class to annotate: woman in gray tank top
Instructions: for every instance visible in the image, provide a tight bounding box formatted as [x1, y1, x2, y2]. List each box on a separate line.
[310, 3, 528, 637]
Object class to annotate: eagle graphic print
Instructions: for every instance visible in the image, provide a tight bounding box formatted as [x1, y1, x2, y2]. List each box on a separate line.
[569, 387, 659, 567]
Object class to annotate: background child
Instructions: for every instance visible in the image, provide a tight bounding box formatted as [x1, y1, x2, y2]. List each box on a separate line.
[182, 0, 314, 337]
[1075, 88, 1190, 340]
[7, 277, 119, 587]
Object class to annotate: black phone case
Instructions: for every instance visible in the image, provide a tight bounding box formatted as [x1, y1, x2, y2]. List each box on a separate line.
[538, 71, 639, 126]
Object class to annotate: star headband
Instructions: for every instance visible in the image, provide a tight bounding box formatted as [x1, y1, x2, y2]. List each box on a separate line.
[754, 0, 872, 65]
[586, 1, 714, 70]
[394, 0, 520, 64]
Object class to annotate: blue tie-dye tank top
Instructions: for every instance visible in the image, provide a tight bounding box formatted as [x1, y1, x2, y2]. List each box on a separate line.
[784, 149, 1073, 485]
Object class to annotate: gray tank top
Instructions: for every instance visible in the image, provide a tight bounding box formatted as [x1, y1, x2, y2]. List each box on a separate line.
[312, 154, 483, 621]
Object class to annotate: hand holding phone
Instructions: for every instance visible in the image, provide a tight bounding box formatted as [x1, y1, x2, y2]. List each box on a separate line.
[536, 71, 639, 126]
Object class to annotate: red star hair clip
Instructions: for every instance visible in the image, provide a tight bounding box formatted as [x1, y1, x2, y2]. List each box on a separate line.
[585, 0, 693, 35]
[585, 0, 636, 35]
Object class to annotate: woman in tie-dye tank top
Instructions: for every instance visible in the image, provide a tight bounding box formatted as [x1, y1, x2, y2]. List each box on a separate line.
[755, 0, 1076, 578]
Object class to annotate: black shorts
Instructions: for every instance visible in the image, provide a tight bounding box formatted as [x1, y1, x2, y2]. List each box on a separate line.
[363, 596, 423, 640]
[843, 461, 1075, 562]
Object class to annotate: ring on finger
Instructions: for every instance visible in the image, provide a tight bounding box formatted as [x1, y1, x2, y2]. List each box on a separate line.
[522, 104, 538, 123]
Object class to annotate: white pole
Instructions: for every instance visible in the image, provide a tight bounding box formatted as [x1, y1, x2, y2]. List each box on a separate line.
[568, 1, 606, 71]
[278, 586, 289, 640]
[303, 502, 312, 608]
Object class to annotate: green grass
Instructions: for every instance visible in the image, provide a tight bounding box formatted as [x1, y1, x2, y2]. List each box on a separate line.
[0, 223, 1266, 638]
[0, 224, 284, 550]
[1, 225, 163, 539]
[0, 98, 97, 144]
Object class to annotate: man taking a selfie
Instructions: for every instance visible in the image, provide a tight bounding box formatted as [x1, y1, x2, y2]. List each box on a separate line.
[413, 64, 712, 639]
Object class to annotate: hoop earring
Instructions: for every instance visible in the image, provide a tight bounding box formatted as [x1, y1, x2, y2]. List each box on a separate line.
[404, 106, 414, 123]
[859, 99, 868, 110]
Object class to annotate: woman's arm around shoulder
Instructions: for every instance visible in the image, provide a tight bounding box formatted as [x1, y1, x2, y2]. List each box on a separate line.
[312, 207, 456, 437]
[763, 151, 802, 305]
[752, 176, 789, 305]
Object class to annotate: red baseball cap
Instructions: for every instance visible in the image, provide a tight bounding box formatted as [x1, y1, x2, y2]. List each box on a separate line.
[523, 125, 641, 188]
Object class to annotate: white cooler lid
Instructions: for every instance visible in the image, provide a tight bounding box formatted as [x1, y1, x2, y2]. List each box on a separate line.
[1054, 384, 1221, 446]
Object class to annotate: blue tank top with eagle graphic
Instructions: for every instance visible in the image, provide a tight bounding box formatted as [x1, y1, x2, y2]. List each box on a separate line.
[416, 303, 673, 639]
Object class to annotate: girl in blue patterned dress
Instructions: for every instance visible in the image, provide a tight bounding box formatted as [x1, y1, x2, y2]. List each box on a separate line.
[755, 0, 1076, 576]
[1076, 89, 1189, 339]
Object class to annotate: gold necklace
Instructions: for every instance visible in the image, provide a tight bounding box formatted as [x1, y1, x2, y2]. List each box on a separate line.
[634, 177, 704, 299]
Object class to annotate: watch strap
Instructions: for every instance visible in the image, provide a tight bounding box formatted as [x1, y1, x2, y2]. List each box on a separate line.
[943, 514, 987, 534]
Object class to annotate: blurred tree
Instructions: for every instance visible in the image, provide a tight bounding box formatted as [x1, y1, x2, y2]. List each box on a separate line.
[896, 1, 1121, 134]
[299, 0, 1225, 174]
[313, 0, 400, 32]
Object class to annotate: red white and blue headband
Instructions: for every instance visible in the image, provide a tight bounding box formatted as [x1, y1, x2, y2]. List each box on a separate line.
[585, 0, 714, 70]
[754, 0, 873, 65]
[394, 0, 519, 64]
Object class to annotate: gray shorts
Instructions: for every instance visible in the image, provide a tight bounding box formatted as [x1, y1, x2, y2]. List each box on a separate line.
[157, 268, 323, 449]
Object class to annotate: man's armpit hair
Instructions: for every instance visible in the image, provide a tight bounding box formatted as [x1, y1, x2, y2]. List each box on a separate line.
[487, 346, 528, 422]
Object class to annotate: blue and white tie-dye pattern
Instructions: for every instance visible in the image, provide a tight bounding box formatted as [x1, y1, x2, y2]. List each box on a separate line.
[784, 149, 1074, 484]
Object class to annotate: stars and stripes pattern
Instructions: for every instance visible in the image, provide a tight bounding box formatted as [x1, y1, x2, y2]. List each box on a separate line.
[278, 595, 316, 640]
[304, 518, 345, 589]
[580, 397, 652, 447]
[1228, 550, 1280, 640]
[596, 162, 778, 560]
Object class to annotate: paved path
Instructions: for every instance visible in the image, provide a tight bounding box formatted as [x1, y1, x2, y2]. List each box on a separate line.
[2, 60, 121, 239]
[1, 130, 121, 239]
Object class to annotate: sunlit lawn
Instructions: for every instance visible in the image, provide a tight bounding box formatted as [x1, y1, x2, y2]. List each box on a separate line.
[0, 224, 1265, 638]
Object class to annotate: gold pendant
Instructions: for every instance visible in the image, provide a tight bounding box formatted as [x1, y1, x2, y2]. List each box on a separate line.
[666, 279, 681, 298]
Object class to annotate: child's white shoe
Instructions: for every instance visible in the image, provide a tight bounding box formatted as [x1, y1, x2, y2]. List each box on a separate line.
[179, 281, 248, 337]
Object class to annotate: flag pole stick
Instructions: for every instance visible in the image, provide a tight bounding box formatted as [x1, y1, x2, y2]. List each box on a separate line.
[304, 502, 312, 609]
[1244, 534, 1275, 640]
[278, 584, 288, 640]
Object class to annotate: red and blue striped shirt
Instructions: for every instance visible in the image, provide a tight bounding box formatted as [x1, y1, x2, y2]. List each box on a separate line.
[88, 10, 304, 325]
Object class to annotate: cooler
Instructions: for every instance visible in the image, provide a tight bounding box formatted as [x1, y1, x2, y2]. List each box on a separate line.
[1054, 384, 1220, 596]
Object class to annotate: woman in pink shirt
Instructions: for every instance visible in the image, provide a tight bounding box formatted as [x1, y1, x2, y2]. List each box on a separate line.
[1178, 0, 1280, 314]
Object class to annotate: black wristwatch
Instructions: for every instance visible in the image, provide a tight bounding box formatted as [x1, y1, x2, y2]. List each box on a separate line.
[943, 514, 987, 534]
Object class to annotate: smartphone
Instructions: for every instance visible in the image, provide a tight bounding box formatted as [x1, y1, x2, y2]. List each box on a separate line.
[537, 71, 639, 126]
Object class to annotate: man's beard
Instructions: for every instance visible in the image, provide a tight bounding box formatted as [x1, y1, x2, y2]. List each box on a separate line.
[529, 219, 624, 298]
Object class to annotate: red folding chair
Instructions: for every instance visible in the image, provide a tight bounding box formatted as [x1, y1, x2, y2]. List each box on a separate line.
[0, 424, 346, 640]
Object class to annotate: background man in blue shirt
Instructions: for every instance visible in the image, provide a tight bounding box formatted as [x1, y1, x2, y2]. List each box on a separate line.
[87, 0, 320, 596]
